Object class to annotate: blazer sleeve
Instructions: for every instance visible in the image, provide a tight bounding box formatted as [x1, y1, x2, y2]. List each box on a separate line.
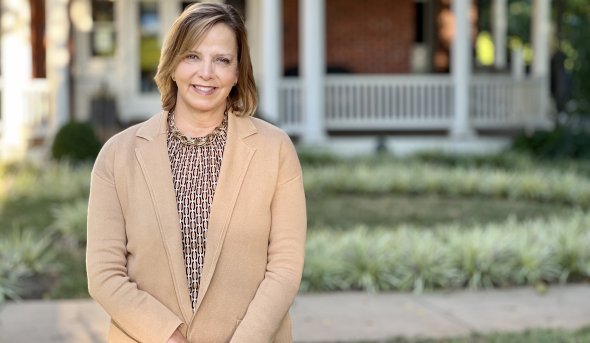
[86, 140, 185, 343]
[230, 134, 307, 342]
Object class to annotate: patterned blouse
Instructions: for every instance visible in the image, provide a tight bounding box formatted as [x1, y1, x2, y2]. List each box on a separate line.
[166, 112, 228, 310]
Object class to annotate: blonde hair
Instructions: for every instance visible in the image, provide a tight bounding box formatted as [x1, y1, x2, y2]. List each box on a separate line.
[154, 3, 257, 116]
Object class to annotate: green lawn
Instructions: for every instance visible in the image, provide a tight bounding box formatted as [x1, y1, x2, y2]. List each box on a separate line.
[307, 193, 573, 230]
[356, 325, 590, 342]
[0, 196, 62, 231]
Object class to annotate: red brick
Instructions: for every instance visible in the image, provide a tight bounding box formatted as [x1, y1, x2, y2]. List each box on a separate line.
[283, 0, 414, 75]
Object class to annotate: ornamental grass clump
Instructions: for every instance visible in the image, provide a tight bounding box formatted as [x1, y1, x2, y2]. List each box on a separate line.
[446, 226, 516, 289]
[5, 162, 92, 201]
[0, 228, 58, 276]
[510, 229, 561, 286]
[0, 248, 28, 303]
[303, 162, 590, 206]
[338, 228, 400, 292]
[51, 199, 89, 248]
[553, 212, 590, 282]
[301, 211, 590, 293]
[300, 231, 347, 292]
[478, 171, 512, 198]
[391, 228, 460, 293]
[0, 228, 59, 302]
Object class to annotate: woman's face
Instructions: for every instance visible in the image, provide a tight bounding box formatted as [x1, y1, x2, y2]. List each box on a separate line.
[173, 23, 238, 117]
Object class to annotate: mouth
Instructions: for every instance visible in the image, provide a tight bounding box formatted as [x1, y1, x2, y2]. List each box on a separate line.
[191, 84, 217, 95]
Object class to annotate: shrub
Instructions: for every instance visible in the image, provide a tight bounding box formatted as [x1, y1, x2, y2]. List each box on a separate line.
[51, 121, 101, 162]
[3, 162, 91, 201]
[300, 231, 347, 292]
[0, 250, 27, 303]
[0, 228, 59, 303]
[297, 149, 343, 167]
[303, 161, 590, 206]
[302, 211, 590, 293]
[413, 150, 535, 170]
[391, 228, 460, 292]
[52, 199, 89, 249]
[0, 228, 58, 276]
[340, 228, 400, 292]
[512, 127, 590, 160]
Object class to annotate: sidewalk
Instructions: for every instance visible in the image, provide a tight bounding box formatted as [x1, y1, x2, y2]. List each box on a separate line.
[1, 284, 589, 342]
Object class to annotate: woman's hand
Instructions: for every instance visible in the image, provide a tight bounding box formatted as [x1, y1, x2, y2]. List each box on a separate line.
[166, 329, 189, 343]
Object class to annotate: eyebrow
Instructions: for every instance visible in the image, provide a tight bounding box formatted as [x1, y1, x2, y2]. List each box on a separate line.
[185, 50, 235, 58]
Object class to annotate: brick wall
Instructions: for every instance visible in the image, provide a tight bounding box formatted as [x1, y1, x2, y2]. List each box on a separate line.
[283, 0, 299, 74]
[283, 0, 415, 75]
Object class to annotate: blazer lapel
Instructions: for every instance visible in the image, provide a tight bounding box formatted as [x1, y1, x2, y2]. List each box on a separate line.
[134, 112, 193, 322]
[193, 114, 257, 313]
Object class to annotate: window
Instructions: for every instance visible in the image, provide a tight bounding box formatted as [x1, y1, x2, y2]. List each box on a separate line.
[415, 1, 425, 43]
[91, 0, 116, 57]
[139, 1, 160, 93]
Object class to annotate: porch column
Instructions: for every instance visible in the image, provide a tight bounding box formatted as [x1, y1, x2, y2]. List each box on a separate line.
[300, 0, 327, 144]
[491, 0, 507, 70]
[1, 0, 32, 160]
[531, 0, 551, 78]
[46, 0, 71, 130]
[450, 0, 475, 139]
[259, 0, 282, 123]
[531, 0, 551, 120]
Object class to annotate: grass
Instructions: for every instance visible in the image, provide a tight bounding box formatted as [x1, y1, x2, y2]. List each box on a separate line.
[0, 197, 63, 232]
[302, 212, 590, 292]
[307, 193, 573, 230]
[303, 161, 590, 206]
[351, 325, 590, 342]
[47, 249, 88, 299]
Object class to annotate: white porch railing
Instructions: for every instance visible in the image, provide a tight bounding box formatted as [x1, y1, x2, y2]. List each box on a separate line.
[471, 76, 544, 128]
[279, 74, 548, 135]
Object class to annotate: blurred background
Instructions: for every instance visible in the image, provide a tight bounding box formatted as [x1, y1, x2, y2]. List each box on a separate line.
[1, 0, 590, 342]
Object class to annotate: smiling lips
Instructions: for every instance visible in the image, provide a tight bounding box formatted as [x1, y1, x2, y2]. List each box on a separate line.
[192, 85, 217, 95]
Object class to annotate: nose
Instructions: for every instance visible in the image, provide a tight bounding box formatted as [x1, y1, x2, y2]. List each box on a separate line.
[198, 59, 214, 80]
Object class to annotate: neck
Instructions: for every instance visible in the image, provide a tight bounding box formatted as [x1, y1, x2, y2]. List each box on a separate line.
[173, 107, 226, 138]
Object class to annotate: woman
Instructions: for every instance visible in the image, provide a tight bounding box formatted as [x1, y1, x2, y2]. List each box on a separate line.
[86, 3, 306, 343]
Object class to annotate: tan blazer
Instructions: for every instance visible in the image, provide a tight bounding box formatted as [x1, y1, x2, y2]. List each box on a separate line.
[86, 112, 306, 343]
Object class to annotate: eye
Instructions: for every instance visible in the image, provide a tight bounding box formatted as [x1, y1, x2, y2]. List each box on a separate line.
[185, 53, 199, 61]
[217, 57, 231, 64]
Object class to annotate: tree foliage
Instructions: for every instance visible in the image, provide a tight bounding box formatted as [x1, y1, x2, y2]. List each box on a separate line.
[478, 0, 590, 115]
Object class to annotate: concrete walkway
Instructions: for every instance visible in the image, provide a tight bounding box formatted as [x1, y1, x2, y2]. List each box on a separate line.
[1, 284, 589, 342]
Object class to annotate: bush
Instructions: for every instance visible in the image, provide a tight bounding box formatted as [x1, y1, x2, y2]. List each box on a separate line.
[0, 228, 59, 303]
[0, 251, 27, 303]
[297, 149, 343, 167]
[512, 127, 590, 160]
[51, 121, 101, 162]
[52, 199, 88, 249]
[303, 161, 590, 206]
[302, 211, 590, 293]
[3, 162, 91, 201]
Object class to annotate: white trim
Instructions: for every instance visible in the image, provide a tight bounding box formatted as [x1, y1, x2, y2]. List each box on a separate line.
[531, 0, 551, 78]
[278, 74, 550, 134]
[300, 0, 327, 144]
[492, 0, 508, 70]
[46, 0, 71, 129]
[450, 0, 475, 139]
[259, 0, 282, 123]
[1, 0, 32, 160]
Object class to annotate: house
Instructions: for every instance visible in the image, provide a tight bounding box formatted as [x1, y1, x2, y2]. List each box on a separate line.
[0, 0, 553, 161]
